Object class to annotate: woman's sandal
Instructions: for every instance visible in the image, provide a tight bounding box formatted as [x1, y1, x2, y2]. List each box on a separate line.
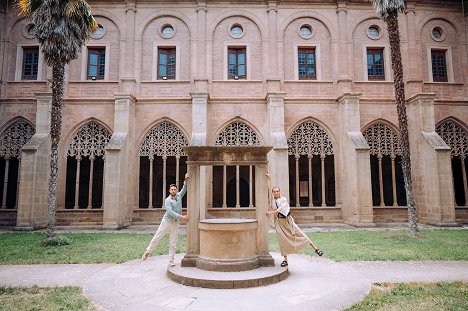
[280, 260, 288, 267]
[315, 249, 324, 256]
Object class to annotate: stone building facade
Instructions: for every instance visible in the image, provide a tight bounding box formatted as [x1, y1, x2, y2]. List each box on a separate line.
[0, 0, 467, 229]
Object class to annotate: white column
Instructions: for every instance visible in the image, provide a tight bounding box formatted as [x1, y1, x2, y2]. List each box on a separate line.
[74, 156, 81, 209]
[295, 155, 300, 207]
[15, 158, 21, 209]
[308, 155, 313, 207]
[462, 156, 468, 206]
[321, 154, 326, 207]
[101, 155, 105, 208]
[87, 155, 95, 209]
[222, 165, 227, 207]
[176, 155, 180, 188]
[391, 155, 398, 207]
[162, 155, 167, 206]
[236, 165, 240, 207]
[249, 165, 253, 207]
[148, 155, 154, 208]
[378, 154, 385, 207]
[1, 157, 10, 209]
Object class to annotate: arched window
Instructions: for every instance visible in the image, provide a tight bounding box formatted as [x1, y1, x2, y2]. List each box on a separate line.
[287, 122, 335, 207]
[213, 121, 260, 208]
[0, 119, 35, 209]
[363, 123, 406, 207]
[139, 121, 189, 208]
[436, 120, 468, 206]
[65, 122, 111, 209]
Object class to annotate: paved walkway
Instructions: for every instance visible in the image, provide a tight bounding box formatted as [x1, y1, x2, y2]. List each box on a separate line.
[1, 253, 467, 311]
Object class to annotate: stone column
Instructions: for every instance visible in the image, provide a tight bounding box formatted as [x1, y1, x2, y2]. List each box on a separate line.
[266, 92, 289, 200]
[102, 94, 136, 228]
[255, 164, 274, 267]
[404, 2, 423, 95]
[16, 93, 52, 229]
[337, 93, 374, 226]
[407, 93, 456, 225]
[181, 163, 200, 267]
[190, 92, 209, 217]
[336, 1, 352, 93]
[121, 2, 137, 94]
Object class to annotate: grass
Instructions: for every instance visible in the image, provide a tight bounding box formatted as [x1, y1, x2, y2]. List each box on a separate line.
[0, 286, 96, 311]
[0, 229, 467, 264]
[346, 282, 468, 311]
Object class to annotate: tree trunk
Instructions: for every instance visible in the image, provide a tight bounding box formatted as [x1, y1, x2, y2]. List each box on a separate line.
[386, 10, 419, 237]
[46, 62, 65, 239]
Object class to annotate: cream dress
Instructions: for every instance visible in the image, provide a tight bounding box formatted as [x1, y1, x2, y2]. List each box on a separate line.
[272, 197, 312, 256]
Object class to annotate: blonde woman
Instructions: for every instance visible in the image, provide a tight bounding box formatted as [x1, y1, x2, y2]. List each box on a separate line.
[266, 174, 323, 267]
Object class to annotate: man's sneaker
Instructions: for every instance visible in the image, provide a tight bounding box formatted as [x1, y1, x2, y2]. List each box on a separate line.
[168, 261, 176, 267]
[142, 251, 150, 261]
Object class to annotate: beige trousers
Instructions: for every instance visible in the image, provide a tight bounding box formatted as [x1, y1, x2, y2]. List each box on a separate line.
[146, 218, 180, 261]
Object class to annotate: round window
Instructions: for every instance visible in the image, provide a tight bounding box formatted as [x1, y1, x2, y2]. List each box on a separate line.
[432, 27, 442, 39]
[27, 24, 35, 36]
[91, 24, 105, 39]
[162, 26, 174, 37]
[300, 25, 312, 37]
[230, 25, 243, 36]
[368, 26, 380, 38]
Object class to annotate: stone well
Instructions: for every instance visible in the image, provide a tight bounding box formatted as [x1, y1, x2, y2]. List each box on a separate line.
[197, 218, 258, 272]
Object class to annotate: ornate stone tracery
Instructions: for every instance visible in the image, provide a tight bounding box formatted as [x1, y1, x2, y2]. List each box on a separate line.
[0, 119, 35, 159]
[67, 122, 112, 159]
[287, 122, 334, 156]
[215, 122, 260, 146]
[363, 122, 404, 207]
[140, 121, 188, 157]
[436, 120, 468, 158]
[287, 121, 335, 207]
[436, 119, 468, 206]
[363, 123, 401, 158]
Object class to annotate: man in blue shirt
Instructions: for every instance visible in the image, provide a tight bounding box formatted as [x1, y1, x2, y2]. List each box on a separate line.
[142, 173, 190, 266]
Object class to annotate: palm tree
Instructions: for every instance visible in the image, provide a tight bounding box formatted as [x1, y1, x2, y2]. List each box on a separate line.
[370, 0, 419, 236]
[17, 0, 97, 239]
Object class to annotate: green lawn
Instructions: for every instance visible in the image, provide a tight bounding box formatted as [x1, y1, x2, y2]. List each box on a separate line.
[346, 282, 468, 311]
[0, 229, 467, 264]
[0, 286, 96, 311]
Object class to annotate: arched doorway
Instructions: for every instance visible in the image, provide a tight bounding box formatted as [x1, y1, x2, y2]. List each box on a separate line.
[0, 119, 35, 209]
[287, 121, 335, 207]
[436, 119, 468, 206]
[139, 121, 189, 208]
[213, 121, 259, 208]
[363, 122, 406, 206]
[64, 121, 111, 209]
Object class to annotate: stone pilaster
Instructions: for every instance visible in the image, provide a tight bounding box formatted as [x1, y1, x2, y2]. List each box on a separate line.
[102, 94, 136, 228]
[337, 93, 374, 226]
[121, 2, 137, 94]
[407, 93, 456, 225]
[266, 92, 289, 200]
[181, 163, 200, 267]
[405, 2, 423, 96]
[336, 1, 352, 93]
[16, 93, 52, 229]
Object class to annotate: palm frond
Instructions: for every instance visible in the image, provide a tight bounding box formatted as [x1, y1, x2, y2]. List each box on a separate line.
[16, 0, 43, 17]
[369, 0, 405, 20]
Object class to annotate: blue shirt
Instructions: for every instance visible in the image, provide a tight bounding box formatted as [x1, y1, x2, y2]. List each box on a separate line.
[163, 181, 187, 221]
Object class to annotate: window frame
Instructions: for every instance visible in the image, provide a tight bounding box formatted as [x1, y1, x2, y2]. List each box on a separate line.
[366, 48, 386, 81]
[298, 47, 317, 80]
[87, 47, 106, 80]
[15, 44, 43, 81]
[21, 46, 40, 80]
[431, 49, 448, 82]
[227, 47, 247, 80]
[426, 46, 453, 83]
[157, 47, 176, 80]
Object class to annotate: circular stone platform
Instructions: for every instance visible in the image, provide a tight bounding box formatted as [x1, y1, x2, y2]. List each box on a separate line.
[83, 253, 371, 311]
[167, 263, 289, 288]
